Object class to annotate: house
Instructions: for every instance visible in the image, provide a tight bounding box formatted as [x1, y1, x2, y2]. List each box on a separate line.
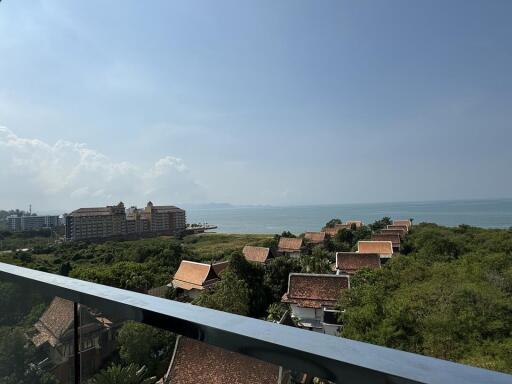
[335, 252, 381, 275]
[371, 233, 401, 252]
[212, 260, 229, 276]
[393, 219, 412, 229]
[278, 237, 303, 258]
[345, 220, 363, 228]
[378, 228, 407, 238]
[158, 336, 290, 384]
[323, 227, 339, 237]
[357, 241, 394, 258]
[242, 245, 272, 264]
[387, 224, 409, 232]
[304, 231, 326, 245]
[31, 297, 115, 383]
[282, 273, 349, 335]
[170, 260, 219, 299]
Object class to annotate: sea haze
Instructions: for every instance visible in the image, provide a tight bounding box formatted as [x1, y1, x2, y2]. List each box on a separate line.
[186, 199, 512, 234]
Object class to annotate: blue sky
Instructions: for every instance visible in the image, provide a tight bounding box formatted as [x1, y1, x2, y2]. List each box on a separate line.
[0, 0, 511, 210]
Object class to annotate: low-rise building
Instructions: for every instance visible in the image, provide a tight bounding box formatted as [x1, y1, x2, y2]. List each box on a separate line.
[170, 260, 220, 299]
[378, 228, 407, 238]
[304, 231, 326, 245]
[335, 252, 381, 275]
[158, 336, 289, 384]
[371, 233, 401, 252]
[282, 273, 349, 335]
[30, 297, 115, 383]
[242, 245, 272, 264]
[357, 241, 394, 258]
[277, 237, 303, 258]
[345, 220, 363, 228]
[393, 219, 412, 229]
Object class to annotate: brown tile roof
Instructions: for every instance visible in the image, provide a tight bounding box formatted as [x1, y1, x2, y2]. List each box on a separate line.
[335, 252, 381, 274]
[323, 227, 339, 237]
[393, 219, 412, 229]
[242, 245, 271, 263]
[378, 228, 407, 238]
[335, 223, 352, 230]
[278, 237, 303, 252]
[160, 336, 282, 384]
[358, 241, 393, 256]
[282, 274, 349, 309]
[212, 261, 229, 276]
[371, 233, 401, 247]
[172, 261, 219, 291]
[387, 224, 409, 232]
[304, 232, 326, 244]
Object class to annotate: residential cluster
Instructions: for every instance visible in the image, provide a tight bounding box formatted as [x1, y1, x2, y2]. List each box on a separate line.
[64, 201, 186, 241]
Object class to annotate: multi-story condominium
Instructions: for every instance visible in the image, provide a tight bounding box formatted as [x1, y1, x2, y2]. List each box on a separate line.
[65, 201, 186, 241]
[7, 214, 59, 232]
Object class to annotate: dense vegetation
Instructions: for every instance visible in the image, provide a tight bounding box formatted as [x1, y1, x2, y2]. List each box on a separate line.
[340, 223, 512, 373]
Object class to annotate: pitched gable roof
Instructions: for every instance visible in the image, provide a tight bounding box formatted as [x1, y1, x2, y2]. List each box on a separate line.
[323, 227, 339, 237]
[393, 219, 412, 229]
[378, 228, 407, 238]
[358, 241, 393, 256]
[371, 233, 401, 247]
[242, 245, 271, 263]
[387, 224, 409, 232]
[278, 237, 303, 252]
[212, 261, 229, 276]
[282, 274, 349, 308]
[160, 336, 282, 384]
[304, 232, 326, 244]
[335, 252, 381, 274]
[172, 261, 219, 291]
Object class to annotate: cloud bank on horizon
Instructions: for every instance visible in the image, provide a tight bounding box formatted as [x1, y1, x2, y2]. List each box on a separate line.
[0, 127, 205, 211]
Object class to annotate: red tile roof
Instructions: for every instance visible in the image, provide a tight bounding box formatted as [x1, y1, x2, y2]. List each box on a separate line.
[304, 232, 326, 244]
[172, 261, 219, 291]
[378, 228, 407, 238]
[160, 336, 282, 384]
[282, 274, 349, 308]
[242, 245, 271, 263]
[371, 233, 401, 247]
[335, 252, 381, 274]
[278, 237, 303, 252]
[357, 241, 393, 256]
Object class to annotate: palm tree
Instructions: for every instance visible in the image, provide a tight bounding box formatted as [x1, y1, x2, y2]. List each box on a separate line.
[89, 364, 157, 384]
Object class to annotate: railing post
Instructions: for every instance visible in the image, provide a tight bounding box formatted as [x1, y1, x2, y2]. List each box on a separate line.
[73, 302, 81, 384]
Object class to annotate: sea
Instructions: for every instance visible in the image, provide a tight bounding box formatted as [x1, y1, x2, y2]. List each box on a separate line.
[186, 199, 512, 234]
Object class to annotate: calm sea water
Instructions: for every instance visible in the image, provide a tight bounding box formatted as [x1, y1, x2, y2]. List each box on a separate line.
[187, 199, 512, 234]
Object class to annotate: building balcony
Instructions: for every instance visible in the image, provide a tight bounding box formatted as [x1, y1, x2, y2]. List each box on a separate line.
[0, 262, 510, 384]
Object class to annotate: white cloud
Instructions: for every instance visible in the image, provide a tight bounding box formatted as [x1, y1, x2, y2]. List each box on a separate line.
[0, 127, 205, 211]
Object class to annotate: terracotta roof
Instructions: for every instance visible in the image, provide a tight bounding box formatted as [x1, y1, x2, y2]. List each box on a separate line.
[282, 274, 349, 308]
[160, 336, 282, 384]
[278, 237, 303, 252]
[32, 297, 103, 348]
[387, 224, 409, 232]
[304, 232, 326, 244]
[172, 261, 219, 291]
[393, 219, 412, 229]
[335, 252, 381, 274]
[378, 228, 406, 238]
[323, 227, 339, 237]
[371, 233, 401, 247]
[242, 245, 271, 263]
[358, 241, 393, 256]
[335, 223, 352, 230]
[212, 261, 229, 276]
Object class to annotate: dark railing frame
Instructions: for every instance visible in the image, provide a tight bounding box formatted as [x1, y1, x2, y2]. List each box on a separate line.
[1, 262, 511, 384]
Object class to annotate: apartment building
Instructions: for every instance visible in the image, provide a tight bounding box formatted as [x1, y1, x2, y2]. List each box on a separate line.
[65, 201, 186, 241]
[7, 214, 59, 232]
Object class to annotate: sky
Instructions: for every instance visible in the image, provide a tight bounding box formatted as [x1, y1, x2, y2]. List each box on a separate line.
[0, 0, 511, 212]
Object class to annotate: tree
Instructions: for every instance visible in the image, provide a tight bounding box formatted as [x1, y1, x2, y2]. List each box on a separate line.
[88, 364, 156, 384]
[264, 256, 301, 303]
[116, 321, 175, 375]
[369, 217, 392, 231]
[324, 219, 342, 228]
[300, 247, 332, 274]
[193, 271, 250, 316]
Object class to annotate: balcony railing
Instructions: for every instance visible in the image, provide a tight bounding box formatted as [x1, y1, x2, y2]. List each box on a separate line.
[0, 261, 511, 384]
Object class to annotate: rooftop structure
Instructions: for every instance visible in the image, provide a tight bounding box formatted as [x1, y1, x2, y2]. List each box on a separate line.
[212, 260, 229, 276]
[242, 245, 272, 263]
[159, 336, 286, 384]
[335, 252, 381, 274]
[282, 274, 349, 309]
[304, 231, 326, 244]
[371, 233, 401, 250]
[357, 241, 394, 257]
[170, 260, 219, 299]
[345, 220, 363, 228]
[378, 228, 407, 238]
[387, 224, 409, 232]
[278, 237, 303, 257]
[393, 219, 413, 229]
